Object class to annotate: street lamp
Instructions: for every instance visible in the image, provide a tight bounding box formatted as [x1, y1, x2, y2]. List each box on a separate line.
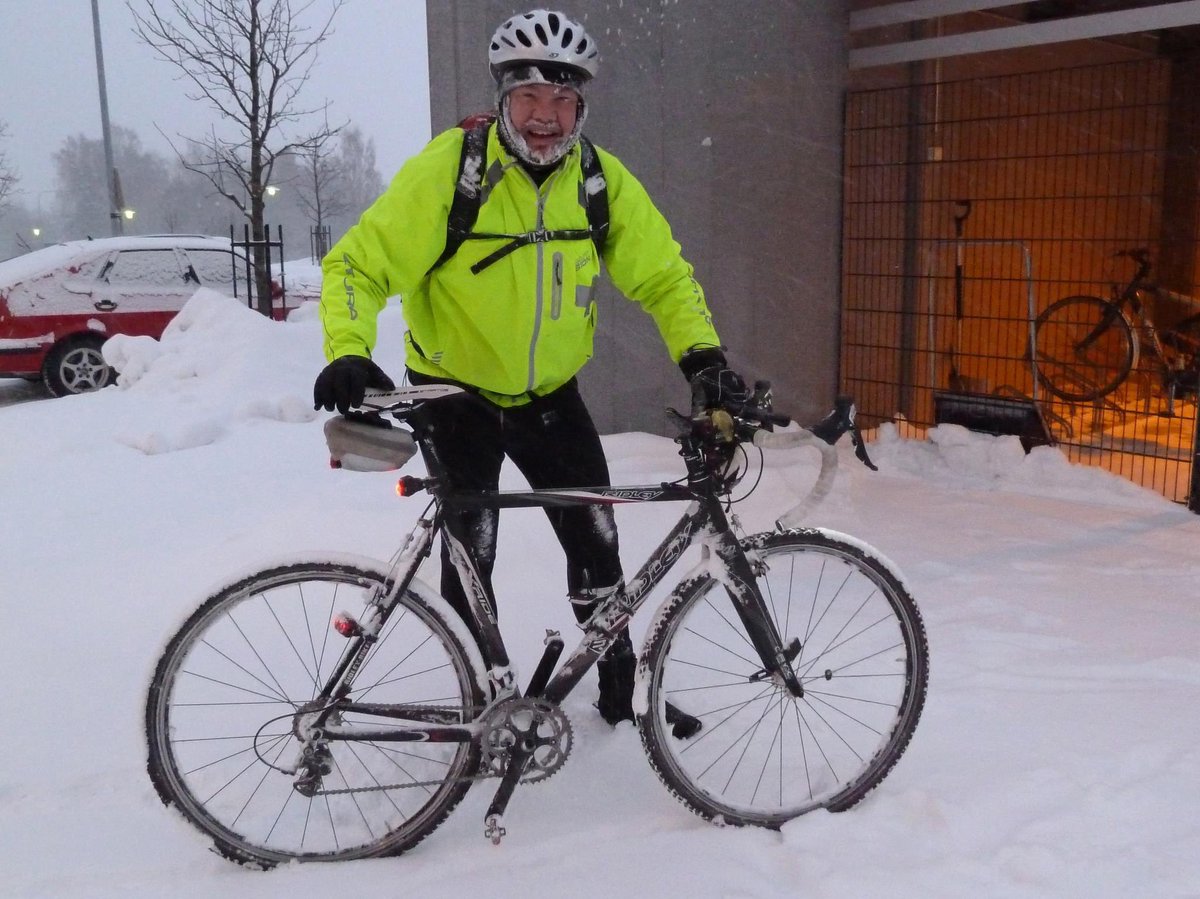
[122, 208, 136, 221]
[265, 185, 280, 198]
[31, 227, 41, 238]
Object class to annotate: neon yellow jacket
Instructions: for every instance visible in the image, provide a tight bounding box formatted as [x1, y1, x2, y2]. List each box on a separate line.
[320, 123, 721, 406]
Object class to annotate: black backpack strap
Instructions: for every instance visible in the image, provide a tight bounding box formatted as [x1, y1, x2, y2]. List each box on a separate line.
[578, 135, 609, 257]
[432, 126, 611, 275]
[429, 119, 491, 273]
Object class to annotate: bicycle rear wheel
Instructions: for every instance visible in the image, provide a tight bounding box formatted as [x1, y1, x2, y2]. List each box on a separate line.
[638, 530, 927, 827]
[146, 560, 485, 866]
[1033, 295, 1137, 402]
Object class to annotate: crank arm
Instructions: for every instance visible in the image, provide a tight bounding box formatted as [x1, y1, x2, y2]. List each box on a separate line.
[483, 744, 532, 845]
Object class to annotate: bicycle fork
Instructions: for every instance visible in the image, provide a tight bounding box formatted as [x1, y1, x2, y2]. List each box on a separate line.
[707, 525, 805, 697]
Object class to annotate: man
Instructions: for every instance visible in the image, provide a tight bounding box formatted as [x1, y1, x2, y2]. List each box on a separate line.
[314, 9, 745, 724]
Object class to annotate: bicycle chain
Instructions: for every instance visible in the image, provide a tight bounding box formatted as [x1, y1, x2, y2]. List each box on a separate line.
[314, 771, 499, 795]
[307, 698, 573, 796]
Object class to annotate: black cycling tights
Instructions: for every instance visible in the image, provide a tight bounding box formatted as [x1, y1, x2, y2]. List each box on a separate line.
[408, 371, 623, 642]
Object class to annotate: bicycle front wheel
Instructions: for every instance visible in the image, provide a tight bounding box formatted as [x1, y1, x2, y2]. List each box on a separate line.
[146, 560, 485, 866]
[639, 530, 928, 827]
[1033, 295, 1137, 401]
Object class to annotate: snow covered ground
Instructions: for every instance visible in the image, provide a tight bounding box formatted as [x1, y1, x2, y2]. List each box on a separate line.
[3, 286, 1200, 898]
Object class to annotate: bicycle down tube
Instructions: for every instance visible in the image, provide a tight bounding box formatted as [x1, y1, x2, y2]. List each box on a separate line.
[313, 475, 799, 746]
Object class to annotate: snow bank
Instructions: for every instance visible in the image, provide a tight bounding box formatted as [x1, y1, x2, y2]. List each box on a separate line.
[869, 420, 1169, 511]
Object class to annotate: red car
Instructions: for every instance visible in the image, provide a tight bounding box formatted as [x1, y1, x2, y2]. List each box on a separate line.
[0, 235, 312, 396]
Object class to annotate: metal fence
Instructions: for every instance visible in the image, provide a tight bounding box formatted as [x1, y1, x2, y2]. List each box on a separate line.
[843, 57, 1200, 506]
[230, 223, 287, 319]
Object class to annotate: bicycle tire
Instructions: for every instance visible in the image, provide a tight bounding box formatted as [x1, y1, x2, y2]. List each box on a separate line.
[637, 529, 928, 827]
[145, 559, 485, 867]
[1033, 295, 1138, 402]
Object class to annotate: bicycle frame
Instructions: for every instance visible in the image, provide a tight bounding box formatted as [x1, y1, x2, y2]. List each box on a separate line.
[298, 416, 801, 751]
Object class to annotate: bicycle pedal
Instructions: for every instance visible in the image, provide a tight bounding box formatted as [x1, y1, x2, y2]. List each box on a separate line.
[484, 813, 507, 845]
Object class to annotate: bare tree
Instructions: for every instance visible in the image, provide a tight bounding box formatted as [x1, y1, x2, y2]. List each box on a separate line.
[293, 133, 349, 256]
[331, 126, 385, 228]
[54, 126, 172, 239]
[292, 126, 384, 256]
[0, 122, 17, 212]
[129, 0, 345, 314]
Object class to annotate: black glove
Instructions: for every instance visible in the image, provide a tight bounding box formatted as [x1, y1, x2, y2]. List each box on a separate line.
[313, 355, 396, 414]
[680, 347, 749, 411]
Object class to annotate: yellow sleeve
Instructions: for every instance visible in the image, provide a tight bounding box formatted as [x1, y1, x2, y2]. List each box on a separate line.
[319, 129, 464, 361]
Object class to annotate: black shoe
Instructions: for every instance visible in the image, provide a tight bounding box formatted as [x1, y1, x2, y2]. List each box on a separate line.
[664, 701, 702, 739]
[596, 630, 635, 724]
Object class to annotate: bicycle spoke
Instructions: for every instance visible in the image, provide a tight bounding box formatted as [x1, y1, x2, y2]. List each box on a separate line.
[262, 590, 322, 698]
[680, 623, 761, 669]
[191, 640, 294, 706]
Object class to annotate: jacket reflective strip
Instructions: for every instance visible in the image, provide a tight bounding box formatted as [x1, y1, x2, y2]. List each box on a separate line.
[526, 167, 560, 392]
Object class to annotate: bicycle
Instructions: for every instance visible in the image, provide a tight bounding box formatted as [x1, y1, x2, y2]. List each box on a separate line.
[144, 383, 929, 867]
[1033, 248, 1200, 411]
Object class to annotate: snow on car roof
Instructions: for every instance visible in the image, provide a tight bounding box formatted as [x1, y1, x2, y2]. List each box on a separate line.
[0, 235, 234, 286]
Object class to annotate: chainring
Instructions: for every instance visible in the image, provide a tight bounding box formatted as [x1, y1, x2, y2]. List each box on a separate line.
[479, 696, 573, 784]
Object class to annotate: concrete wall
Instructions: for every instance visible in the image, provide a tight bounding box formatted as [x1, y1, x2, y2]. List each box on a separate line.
[426, 2, 849, 432]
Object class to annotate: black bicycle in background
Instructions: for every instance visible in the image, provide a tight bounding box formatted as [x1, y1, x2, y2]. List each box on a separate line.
[1034, 248, 1200, 412]
[144, 383, 929, 867]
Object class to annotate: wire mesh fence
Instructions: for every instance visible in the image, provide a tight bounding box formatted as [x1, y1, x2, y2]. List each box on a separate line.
[843, 56, 1200, 506]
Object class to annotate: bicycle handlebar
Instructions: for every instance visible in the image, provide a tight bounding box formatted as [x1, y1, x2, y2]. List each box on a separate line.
[751, 427, 838, 527]
[345, 385, 879, 525]
[748, 395, 877, 527]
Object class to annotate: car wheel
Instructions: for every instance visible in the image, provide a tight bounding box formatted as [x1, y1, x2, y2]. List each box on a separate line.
[41, 335, 115, 397]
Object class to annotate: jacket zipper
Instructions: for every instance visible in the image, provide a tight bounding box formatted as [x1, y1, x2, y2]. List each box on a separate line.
[551, 253, 564, 320]
[524, 166, 562, 392]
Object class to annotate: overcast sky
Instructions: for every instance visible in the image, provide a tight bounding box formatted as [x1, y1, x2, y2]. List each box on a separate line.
[2, 0, 433, 206]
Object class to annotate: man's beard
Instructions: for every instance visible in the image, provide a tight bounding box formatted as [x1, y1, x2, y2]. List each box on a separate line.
[498, 96, 587, 168]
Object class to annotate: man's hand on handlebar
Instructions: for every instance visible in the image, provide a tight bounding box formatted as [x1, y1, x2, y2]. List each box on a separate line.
[313, 355, 396, 415]
[679, 346, 751, 415]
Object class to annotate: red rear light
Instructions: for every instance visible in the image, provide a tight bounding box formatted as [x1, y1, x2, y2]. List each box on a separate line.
[395, 476, 426, 497]
[332, 613, 361, 638]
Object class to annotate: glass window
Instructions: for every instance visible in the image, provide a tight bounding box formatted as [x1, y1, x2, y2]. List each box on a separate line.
[103, 250, 186, 287]
[183, 249, 238, 289]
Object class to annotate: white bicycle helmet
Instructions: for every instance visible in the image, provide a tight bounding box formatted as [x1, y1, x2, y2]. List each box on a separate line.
[489, 9, 599, 82]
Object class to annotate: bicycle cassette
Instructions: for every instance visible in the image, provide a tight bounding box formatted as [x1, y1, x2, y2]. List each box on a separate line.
[479, 697, 573, 784]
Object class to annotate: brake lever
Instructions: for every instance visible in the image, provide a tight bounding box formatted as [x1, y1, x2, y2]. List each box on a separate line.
[849, 421, 878, 471]
[810, 396, 878, 471]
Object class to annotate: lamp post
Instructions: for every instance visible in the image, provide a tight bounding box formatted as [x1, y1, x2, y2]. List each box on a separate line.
[91, 0, 121, 237]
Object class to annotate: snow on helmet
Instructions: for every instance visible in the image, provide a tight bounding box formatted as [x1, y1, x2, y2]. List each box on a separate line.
[489, 9, 599, 82]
